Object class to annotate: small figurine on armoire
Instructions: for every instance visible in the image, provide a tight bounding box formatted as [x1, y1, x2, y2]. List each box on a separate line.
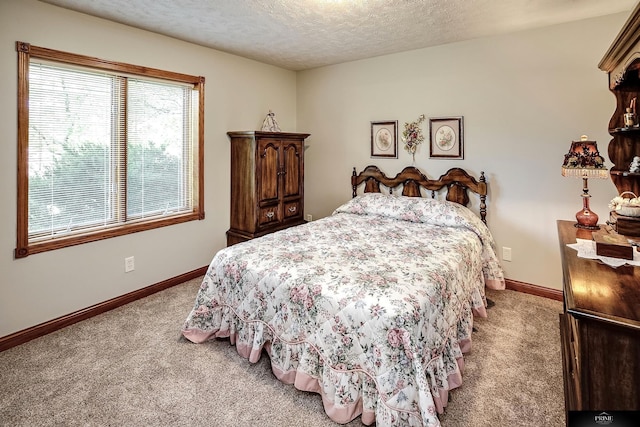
[261, 110, 281, 132]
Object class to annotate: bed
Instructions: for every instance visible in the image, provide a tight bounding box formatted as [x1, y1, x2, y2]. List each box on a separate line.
[182, 165, 505, 426]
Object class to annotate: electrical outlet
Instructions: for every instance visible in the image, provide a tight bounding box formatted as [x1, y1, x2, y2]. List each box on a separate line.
[305, 214, 313, 222]
[124, 256, 135, 272]
[502, 247, 512, 262]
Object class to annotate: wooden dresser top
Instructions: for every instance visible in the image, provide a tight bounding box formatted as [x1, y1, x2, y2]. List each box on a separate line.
[557, 220, 640, 330]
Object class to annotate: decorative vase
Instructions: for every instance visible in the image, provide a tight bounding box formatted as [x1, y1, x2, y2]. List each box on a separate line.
[575, 193, 599, 229]
[409, 147, 416, 165]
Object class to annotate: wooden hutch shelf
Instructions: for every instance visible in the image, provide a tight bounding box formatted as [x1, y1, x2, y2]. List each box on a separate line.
[610, 126, 640, 134]
[599, 3, 640, 197]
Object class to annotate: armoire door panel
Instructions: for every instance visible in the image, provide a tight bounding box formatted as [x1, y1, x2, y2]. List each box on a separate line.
[282, 141, 302, 198]
[258, 140, 280, 203]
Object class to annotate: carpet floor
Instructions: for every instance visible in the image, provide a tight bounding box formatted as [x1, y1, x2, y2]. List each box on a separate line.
[0, 277, 565, 426]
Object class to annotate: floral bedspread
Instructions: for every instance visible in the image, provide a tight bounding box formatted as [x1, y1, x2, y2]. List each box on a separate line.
[182, 194, 505, 426]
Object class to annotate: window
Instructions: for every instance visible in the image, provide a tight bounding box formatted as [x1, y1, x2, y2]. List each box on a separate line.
[15, 42, 205, 258]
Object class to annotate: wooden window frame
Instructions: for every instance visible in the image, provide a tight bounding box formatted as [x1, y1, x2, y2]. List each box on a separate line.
[15, 41, 205, 258]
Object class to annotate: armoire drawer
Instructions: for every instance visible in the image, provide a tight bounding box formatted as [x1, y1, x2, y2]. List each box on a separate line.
[283, 201, 301, 219]
[258, 206, 280, 226]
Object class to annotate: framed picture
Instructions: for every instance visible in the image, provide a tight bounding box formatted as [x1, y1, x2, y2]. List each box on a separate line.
[371, 121, 398, 158]
[429, 116, 464, 159]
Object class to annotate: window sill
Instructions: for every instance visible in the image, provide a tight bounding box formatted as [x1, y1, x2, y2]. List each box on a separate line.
[15, 211, 203, 259]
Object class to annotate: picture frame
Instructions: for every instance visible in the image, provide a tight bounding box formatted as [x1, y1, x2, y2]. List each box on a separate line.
[429, 116, 464, 159]
[371, 121, 398, 158]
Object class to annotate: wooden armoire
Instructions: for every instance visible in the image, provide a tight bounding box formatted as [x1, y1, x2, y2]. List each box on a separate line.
[226, 131, 310, 246]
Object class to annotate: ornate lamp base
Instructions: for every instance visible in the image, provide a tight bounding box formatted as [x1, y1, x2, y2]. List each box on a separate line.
[574, 215, 600, 230]
[575, 188, 600, 230]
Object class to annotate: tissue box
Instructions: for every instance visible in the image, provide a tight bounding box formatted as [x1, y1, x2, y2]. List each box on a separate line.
[593, 228, 634, 260]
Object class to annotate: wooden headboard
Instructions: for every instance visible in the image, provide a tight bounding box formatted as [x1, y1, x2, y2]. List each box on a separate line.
[351, 165, 488, 223]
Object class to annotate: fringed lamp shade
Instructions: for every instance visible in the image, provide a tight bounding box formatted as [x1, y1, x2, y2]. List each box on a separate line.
[561, 136, 609, 229]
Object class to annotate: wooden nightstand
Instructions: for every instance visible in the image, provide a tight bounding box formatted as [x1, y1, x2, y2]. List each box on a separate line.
[557, 220, 640, 420]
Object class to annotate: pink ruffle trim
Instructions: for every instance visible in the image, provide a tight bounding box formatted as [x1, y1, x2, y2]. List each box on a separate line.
[182, 325, 471, 426]
[486, 278, 506, 290]
[272, 364, 377, 425]
[181, 285, 488, 426]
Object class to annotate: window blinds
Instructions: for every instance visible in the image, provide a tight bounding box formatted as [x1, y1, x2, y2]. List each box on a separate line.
[27, 61, 196, 242]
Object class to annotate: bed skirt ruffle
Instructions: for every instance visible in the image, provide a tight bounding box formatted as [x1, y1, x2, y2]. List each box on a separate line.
[182, 298, 486, 427]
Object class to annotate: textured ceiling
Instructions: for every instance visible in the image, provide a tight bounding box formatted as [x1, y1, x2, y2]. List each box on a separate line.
[40, 0, 638, 71]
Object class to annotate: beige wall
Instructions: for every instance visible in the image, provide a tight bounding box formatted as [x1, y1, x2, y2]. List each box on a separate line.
[0, 0, 297, 337]
[298, 12, 628, 290]
[0, 0, 631, 337]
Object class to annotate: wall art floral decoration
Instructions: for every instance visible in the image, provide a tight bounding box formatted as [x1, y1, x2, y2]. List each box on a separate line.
[429, 116, 464, 159]
[401, 114, 426, 163]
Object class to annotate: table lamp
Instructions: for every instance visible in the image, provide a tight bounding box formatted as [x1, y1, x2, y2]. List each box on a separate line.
[561, 135, 609, 229]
